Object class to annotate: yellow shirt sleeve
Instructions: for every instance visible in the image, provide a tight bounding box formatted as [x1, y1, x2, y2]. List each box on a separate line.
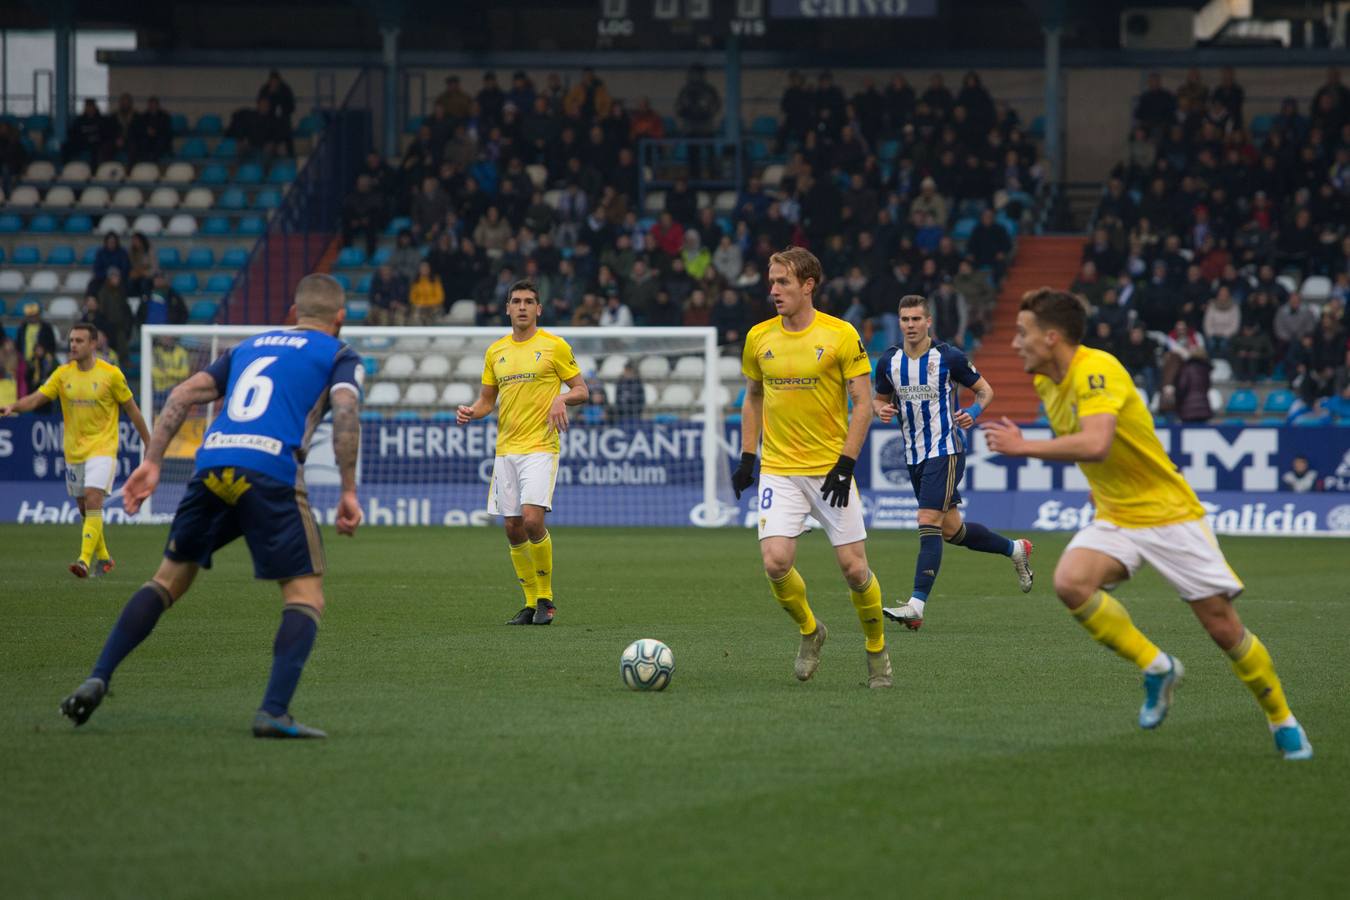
[481, 346, 497, 386]
[38, 366, 62, 400]
[1073, 357, 1129, 418]
[838, 324, 871, 381]
[554, 337, 580, 381]
[111, 366, 132, 404]
[741, 329, 762, 381]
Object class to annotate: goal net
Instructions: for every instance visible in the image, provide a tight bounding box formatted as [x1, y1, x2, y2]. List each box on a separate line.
[140, 325, 741, 528]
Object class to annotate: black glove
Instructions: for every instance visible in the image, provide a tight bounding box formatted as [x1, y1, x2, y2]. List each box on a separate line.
[731, 452, 757, 499]
[820, 454, 856, 508]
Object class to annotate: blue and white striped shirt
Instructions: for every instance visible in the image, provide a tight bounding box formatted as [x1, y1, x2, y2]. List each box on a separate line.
[874, 341, 982, 465]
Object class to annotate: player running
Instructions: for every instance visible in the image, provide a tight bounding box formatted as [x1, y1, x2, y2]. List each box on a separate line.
[58, 274, 364, 739]
[984, 288, 1311, 760]
[734, 247, 891, 688]
[872, 294, 1032, 630]
[1, 322, 150, 578]
[457, 279, 589, 626]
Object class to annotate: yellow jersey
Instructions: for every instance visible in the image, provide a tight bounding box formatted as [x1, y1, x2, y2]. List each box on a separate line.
[1034, 345, 1205, 528]
[482, 329, 580, 455]
[38, 358, 133, 464]
[742, 311, 871, 476]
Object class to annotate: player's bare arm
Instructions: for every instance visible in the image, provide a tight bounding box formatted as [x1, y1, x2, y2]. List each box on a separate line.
[329, 387, 362, 536]
[984, 412, 1117, 463]
[0, 391, 52, 417]
[123, 371, 221, 513]
[550, 373, 589, 432]
[120, 397, 152, 449]
[954, 376, 994, 429]
[456, 383, 499, 424]
[842, 374, 873, 459]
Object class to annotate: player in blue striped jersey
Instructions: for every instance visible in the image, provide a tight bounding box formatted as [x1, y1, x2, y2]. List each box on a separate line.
[872, 294, 1033, 630]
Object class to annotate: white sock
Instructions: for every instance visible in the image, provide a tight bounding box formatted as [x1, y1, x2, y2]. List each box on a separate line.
[908, 597, 926, 616]
[1143, 651, 1172, 675]
[1269, 714, 1298, 732]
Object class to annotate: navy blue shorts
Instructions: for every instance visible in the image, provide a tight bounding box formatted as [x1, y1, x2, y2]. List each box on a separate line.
[165, 466, 325, 581]
[907, 453, 965, 512]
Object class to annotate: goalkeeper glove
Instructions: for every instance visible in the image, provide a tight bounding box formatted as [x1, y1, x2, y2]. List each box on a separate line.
[820, 454, 856, 508]
[731, 452, 757, 499]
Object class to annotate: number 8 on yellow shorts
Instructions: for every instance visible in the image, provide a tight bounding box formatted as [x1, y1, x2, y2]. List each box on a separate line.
[756, 473, 867, 546]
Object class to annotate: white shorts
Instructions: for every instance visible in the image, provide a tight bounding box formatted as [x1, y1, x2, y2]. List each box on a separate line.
[1066, 518, 1245, 601]
[65, 456, 116, 498]
[757, 473, 867, 547]
[487, 453, 560, 517]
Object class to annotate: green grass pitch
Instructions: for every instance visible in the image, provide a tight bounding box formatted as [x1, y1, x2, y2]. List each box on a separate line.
[1, 523, 1347, 898]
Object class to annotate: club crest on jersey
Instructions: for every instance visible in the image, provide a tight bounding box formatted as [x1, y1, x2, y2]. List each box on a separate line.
[928, 357, 940, 381]
[814, 345, 825, 361]
[498, 355, 506, 363]
[535, 351, 542, 361]
[1087, 374, 1106, 391]
[762, 349, 774, 360]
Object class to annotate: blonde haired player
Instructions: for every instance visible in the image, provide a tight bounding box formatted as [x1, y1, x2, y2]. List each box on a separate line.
[984, 288, 1311, 760]
[1, 322, 150, 578]
[457, 280, 589, 625]
[735, 247, 891, 687]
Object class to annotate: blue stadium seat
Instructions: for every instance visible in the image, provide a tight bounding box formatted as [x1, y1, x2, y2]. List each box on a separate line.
[24, 114, 51, 134]
[46, 245, 75, 265]
[1225, 389, 1259, 415]
[0, 247, 5, 263]
[393, 410, 420, 421]
[0, 213, 22, 233]
[345, 299, 370, 322]
[179, 138, 208, 160]
[212, 138, 238, 159]
[1028, 115, 1046, 138]
[202, 216, 231, 235]
[745, 140, 768, 162]
[997, 214, 1020, 238]
[220, 248, 248, 268]
[370, 246, 392, 266]
[1249, 114, 1275, 137]
[335, 246, 366, 268]
[384, 216, 411, 236]
[268, 160, 297, 183]
[157, 247, 182, 270]
[0, 299, 6, 316]
[356, 273, 373, 293]
[189, 300, 219, 323]
[64, 214, 93, 233]
[403, 115, 424, 135]
[750, 115, 778, 137]
[253, 189, 281, 210]
[234, 162, 263, 184]
[237, 216, 265, 236]
[29, 215, 57, 233]
[470, 161, 497, 194]
[331, 273, 352, 291]
[81, 246, 98, 265]
[361, 358, 378, 377]
[194, 114, 223, 136]
[359, 410, 384, 423]
[198, 163, 229, 185]
[172, 273, 199, 293]
[170, 113, 188, 135]
[952, 217, 977, 241]
[13, 245, 40, 264]
[185, 247, 215, 268]
[217, 187, 246, 210]
[206, 273, 234, 292]
[1263, 389, 1295, 414]
[295, 113, 324, 138]
[878, 139, 901, 161]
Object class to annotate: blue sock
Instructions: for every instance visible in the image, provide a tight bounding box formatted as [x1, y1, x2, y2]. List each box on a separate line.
[948, 521, 1015, 557]
[913, 526, 944, 601]
[261, 605, 319, 717]
[91, 582, 172, 685]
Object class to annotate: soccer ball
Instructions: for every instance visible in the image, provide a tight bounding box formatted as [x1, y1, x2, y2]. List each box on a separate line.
[620, 638, 675, 691]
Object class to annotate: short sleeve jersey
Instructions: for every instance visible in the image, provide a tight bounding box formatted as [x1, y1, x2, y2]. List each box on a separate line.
[196, 328, 363, 485]
[874, 340, 981, 464]
[483, 329, 580, 455]
[742, 311, 871, 476]
[1035, 345, 1205, 527]
[39, 358, 133, 463]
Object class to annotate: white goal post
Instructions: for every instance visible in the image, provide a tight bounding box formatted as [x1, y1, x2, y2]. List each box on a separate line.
[140, 324, 737, 527]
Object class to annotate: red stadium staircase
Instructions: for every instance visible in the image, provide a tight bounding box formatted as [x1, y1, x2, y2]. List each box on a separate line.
[974, 235, 1083, 422]
[224, 233, 333, 325]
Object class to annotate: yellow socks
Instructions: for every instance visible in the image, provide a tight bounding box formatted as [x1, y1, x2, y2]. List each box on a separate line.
[79, 509, 104, 566]
[529, 531, 553, 601]
[849, 571, 886, 653]
[768, 567, 817, 635]
[508, 542, 538, 608]
[1227, 630, 1293, 725]
[1071, 590, 1163, 670]
[95, 523, 110, 562]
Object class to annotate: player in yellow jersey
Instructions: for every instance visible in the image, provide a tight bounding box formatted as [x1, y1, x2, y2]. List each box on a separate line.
[457, 280, 589, 625]
[735, 247, 891, 688]
[1, 323, 150, 578]
[984, 289, 1311, 760]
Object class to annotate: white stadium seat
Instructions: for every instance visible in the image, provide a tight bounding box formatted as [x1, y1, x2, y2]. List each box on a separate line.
[761, 164, 784, 188]
[0, 271, 25, 291]
[161, 162, 196, 184]
[454, 355, 483, 378]
[64, 271, 93, 293]
[1276, 275, 1298, 295]
[1210, 359, 1233, 384]
[41, 186, 75, 209]
[643, 190, 666, 214]
[417, 355, 451, 377]
[574, 354, 598, 375]
[8, 185, 40, 206]
[365, 383, 401, 406]
[671, 356, 705, 379]
[1300, 275, 1331, 303]
[127, 162, 160, 183]
[28, 270, 60, 291]
[111, 186, 144, 208]
[147, 187, 180, 209]
[699, 383, 732, 408]
[599, 354, 628, 378]
[403, 382, 437, 405]
[166, 214, 198, 236]
[24, 160, 56, 181]
[94, 161, 126, 182]
[441, 383, 475, 406]
[183, 187, 215, 209]
[131, 213, 164, 236]
[713, 191, 738, 213]
[716, 356, 742, 379]
[48, 296, 82, 319]
[657, 383, 695, 408]
[382, 353, 417, 377]
[525, 164, 548, 189]
[59, 161, 92, 183]
[637, 356, 670, 379]
[446, 299, 476, 324]
[78, 186, 111, 209]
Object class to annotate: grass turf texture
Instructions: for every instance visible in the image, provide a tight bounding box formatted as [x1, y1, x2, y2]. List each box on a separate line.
[1, 524, 1346, 898]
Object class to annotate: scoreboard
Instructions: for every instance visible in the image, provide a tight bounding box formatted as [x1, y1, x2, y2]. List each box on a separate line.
[596, 1, 940, 46]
